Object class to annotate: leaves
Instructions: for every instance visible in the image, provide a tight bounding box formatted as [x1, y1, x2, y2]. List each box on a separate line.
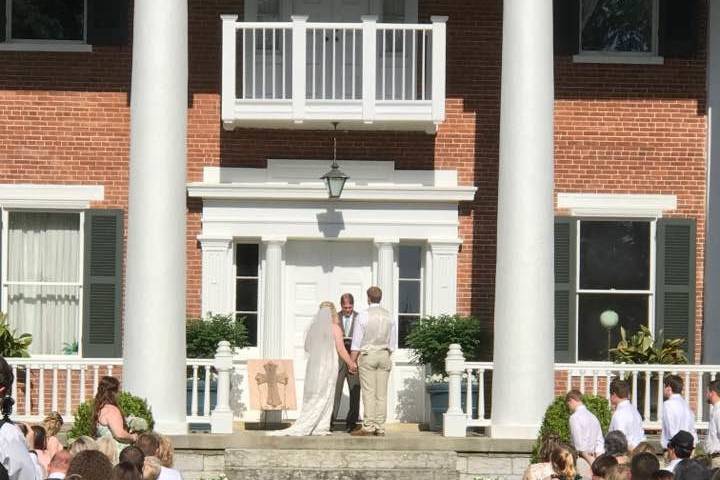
[68, 391, 155, 440]
[609, 325, 687, 365]
[0, 313, 33, 358]
[186, 313, 250, 359]
[405, 315, 489, 375]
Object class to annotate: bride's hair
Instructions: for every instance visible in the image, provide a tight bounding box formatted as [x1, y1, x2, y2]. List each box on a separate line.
[318, 301, 340, 324]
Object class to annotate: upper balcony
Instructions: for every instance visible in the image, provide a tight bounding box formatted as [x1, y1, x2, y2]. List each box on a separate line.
[221, 15, 447, 133]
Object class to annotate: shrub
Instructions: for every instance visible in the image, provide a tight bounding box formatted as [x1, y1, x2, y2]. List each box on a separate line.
[531, 394, 612, 463]
[405, 315, 488, 374]
[610, 325, 687, 364]
[68, 391, 154, 440]
[0, 313, 32, 357]
[186, 313, 250, 359]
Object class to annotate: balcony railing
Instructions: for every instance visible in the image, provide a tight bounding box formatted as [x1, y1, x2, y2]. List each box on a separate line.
[221, 15, 447, 132]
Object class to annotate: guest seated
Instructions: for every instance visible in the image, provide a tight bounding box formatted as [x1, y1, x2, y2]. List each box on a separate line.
[30, 425, 51, 473]
[547, 446, 581, 480]
[42, 412, 65, 460]
[67, 450, 113, 480]
[606, 464, 631, 480]
[631, 442, 656, 458]
[136, 432, 183, 480]
[664, 431, 694, 473]
[630, 452, 660, 480]
[673, 459, 710, 480]
[591, 454, 618, 479]
[143, 456, 162, 480]
[69, 436, 98, 456]
[112, 461, 144, 480]
[119, 446, 146, 475]
[98, 435, 120, 465]
[47, 450, 72, 480]
[651, 471, 673, 480]
[604, 431, 630, 465]
[524, 433, 563, 480]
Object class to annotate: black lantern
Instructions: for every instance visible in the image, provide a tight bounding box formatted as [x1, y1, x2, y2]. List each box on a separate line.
[321, 123, 349, 198]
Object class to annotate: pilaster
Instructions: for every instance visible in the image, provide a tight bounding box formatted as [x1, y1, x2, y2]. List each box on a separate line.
[261, 236, 286, 358]
[198, 236, 234, 316]
[374, 238, 398, 312]
[428, 239, 461, 316]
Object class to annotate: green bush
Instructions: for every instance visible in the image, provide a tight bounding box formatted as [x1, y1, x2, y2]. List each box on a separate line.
[0, 313, 32, 357]
[405, 315, 488, 374]
[68, 391, 154, 440]
[531, 394, 612, 463]
[186, 313, 249, 359]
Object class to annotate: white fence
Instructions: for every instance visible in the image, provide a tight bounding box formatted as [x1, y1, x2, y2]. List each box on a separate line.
[221, 15, 447, 128]
[443, 344, 720, 437]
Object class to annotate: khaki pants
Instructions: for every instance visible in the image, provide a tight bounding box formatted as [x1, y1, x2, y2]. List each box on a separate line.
[711, 455, 720, 469]
[358, 349, 392, 432]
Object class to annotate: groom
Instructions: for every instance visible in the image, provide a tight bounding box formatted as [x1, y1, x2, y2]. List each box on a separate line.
[350, 286, 397, 436]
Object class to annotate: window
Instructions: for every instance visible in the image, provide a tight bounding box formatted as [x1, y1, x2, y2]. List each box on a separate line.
[398, 245, 422, 348]
[4, 211, 83, 355]
[580, 0, 657, 54]
[235, 243, 259, 346]
[7, 0, 86, 42]
[576, 220, 653, 361]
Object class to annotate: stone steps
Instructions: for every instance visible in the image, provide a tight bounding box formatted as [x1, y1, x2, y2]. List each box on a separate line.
[224, 449, 459, 480]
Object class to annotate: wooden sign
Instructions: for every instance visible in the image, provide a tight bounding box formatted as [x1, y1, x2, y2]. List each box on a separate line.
[247, 359, 297, 411]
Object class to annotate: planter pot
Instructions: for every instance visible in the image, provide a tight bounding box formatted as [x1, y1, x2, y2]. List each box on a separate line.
[185, 377, 218, 417]
[426, 382, 478, 431]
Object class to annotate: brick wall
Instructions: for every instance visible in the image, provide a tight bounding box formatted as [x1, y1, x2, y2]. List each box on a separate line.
[0, 1, 709, 363]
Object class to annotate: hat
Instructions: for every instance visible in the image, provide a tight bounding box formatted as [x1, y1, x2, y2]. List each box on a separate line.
[669, 430, 694, 451]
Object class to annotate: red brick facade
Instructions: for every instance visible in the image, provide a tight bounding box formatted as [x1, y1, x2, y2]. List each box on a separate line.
[0, 1, 709, 361]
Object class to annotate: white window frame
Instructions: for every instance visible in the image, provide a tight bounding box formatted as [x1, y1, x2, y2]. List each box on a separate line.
[397, 242, 425, 348]
[0, 207, 85, 358]
[243, 0, 418, 23]
[0, 0, 92, 52]
[233, 240, 261, 347]
[573, 217, 656, 363]
[574, 0, 663, 65]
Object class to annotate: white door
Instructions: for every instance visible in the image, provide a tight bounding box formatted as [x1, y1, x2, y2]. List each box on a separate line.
[285, 240, 372, 414]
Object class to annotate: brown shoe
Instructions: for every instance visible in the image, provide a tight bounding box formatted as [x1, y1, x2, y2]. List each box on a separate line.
[350, 427, 374, 437]
[374, 430, 386, 437]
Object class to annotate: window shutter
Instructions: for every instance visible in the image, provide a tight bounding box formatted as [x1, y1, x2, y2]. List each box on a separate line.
[555, 217, 576, 362]
[658, 0, 697, 58]
[553, 0, 580, 55]
[656, 218, 696, 361]
[83, 210, 123, 358]
[87, 0, 130, 46]
[0, 0, 6, 42]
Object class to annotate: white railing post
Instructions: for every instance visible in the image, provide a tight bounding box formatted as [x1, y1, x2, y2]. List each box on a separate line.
[210, 341, 234, 434]
[430, 16, 447, 125]
[443, 343, 467, 437]
[292, 15, 308, 122]
[361, 15, 378, 123]
[221, 15, 238, 122]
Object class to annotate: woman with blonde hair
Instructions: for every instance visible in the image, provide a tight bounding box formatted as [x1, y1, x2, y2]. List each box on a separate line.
[156, 434, 174, 468]
[547, 447, 581, 480]
[523, 433, 563, 480]
[605, 464, 631, 480]
[97, 435, 120, 465]
[142, 456, 162, 480]
[42, 412, 65, 460]
[69, 435, 98, 456]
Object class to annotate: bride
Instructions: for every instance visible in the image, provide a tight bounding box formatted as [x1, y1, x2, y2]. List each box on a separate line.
[269, 301, 357, 436]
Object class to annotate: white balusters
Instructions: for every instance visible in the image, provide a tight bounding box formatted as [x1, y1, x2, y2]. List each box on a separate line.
[644, 369, 651, 420]
[631, 371, 638, 407]
[51, 366, 59, 413]
[477, 368, 486, 421]
[191, 365, 199, 417]
[65, 366, 72, 418]
[696, 371, 703, 422]
[464, 368, 472, 418]
[79, 365, 86, 404]
[592, 369, 598, 395]
[203, 366, 211, 416]
[38, 365, 45, 417]
[92, 365, 100, 394]
[24, 367, 30, 416]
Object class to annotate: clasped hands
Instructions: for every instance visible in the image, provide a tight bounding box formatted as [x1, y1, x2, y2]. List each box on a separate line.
[348, 361, 358, 375]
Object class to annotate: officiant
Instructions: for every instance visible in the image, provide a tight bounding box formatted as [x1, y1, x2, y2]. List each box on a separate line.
[332, 293, 361, 433]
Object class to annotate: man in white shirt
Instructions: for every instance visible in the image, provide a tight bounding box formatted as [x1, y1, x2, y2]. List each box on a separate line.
[705, 379, 720, 468]
[332, 293, 361, 433]
[608, 378, 647, 449]
[661, 374, 697, 449]
[663, 430, 694, 473]
[566, 389, 605, 466]
[350, 286, 398, 437]
[0, 356, 41, 480]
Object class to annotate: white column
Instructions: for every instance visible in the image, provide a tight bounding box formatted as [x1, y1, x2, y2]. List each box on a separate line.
[491, 0, 555, 439]
[374, 239, 397, 312]
[429, 240, 460, 316]
[124, 0, 188, 434]
[198, 236, 234, 316]
[261, 237, 286, 358]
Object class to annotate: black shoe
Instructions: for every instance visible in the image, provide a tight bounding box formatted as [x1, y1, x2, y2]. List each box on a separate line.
[346, 424, 358, 433]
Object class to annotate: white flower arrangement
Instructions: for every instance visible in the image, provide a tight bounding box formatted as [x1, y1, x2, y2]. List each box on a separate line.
[425, 372, 480, 384]
[126, 415, 149, 433]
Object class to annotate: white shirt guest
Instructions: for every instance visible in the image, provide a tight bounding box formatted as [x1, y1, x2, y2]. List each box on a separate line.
[705, 380, 720, 468]
[661, 393, 697, 449]
[566, 390, 604, 461]
[0, 422, 41, 480]
[609, 399, 646, 449]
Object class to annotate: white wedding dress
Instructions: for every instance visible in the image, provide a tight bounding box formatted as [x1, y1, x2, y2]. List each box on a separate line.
[268, 306, 339, 436]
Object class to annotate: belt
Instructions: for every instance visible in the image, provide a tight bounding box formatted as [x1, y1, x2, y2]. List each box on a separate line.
[710, 452, 720, 458]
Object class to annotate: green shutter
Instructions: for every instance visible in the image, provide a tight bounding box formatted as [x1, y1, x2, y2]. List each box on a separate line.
[86, 0, 130, 46]
[555, 217, 576, 362]
[656, 219, 696, 361]
[82, 210, 123, 358]
[553, 0, 580, 55]
[0, 0, 6, 42]
[658, 0, 698, 58]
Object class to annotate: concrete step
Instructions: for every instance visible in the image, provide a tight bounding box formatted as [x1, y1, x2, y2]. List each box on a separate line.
[224, 449, 459, 480]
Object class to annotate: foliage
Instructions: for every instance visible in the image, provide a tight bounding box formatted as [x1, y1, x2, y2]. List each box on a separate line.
[68, 391, 154, 440]
[63, 341, 79, 355]
[405, 315, 488, 375]
[531, 395, 612, 463]
[582, 0, 652, 52]
[609, 325, 687, 365]
[186, 313, 249, 359]
[0, 313, 32, 358]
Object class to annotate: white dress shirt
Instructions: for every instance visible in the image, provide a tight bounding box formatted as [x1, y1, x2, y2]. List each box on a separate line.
[47, 473, 65, 480]
[663, 458, 683, 473]
[705, 401, 720, 455]
[342, 314, 353, 338]
[158, 467, 183, 480]
[569, 405, 605, 455]
[609, 399, 647, 448]
[350, 304, 398, 353]
[661, 393, 697, 448]
[0, 422, 41, 480]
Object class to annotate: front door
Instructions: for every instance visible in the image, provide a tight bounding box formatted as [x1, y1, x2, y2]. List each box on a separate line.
[285, 240, 372, 412]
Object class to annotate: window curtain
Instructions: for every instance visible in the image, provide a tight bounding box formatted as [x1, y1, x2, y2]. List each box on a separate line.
[7, 212, 81, 355]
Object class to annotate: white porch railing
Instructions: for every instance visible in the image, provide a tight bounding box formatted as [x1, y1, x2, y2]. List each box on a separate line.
[443, 344, 720, 437]
[4, 352, 225, 430]
[220, 14, 447, 131]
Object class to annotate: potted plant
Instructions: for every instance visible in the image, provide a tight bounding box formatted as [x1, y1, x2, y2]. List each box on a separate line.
[185, 313, 250, 418]
[0, 313, 32, 358]
[405, 314, 489, 430]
